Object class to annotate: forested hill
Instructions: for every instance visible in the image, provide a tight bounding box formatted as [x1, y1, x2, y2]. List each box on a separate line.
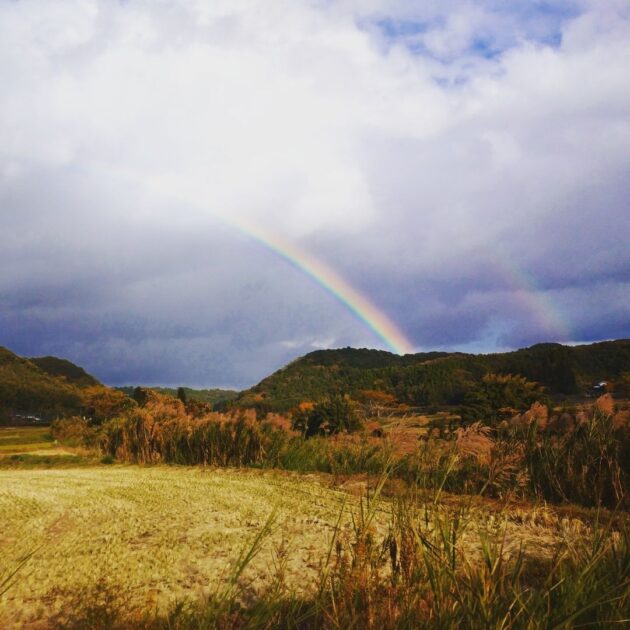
[0, 347, 91, 420]
[2, 340, 629, 420]
[235, 340, 630, 412]
[29, 356, 101, 388]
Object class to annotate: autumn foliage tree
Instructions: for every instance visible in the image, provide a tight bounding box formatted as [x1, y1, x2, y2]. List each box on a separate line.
[292, 395, 361, 437]
[460, 373, 547, 425]
[82, 386, 136, 424]
[358, 390, 397, 417]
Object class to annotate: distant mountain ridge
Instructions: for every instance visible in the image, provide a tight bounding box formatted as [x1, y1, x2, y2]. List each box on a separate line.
[115, 386, 239, 406]
[235, 340, 630, 412]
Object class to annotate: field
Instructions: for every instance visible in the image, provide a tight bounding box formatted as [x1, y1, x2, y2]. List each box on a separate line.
[0, 466, 360, 626]
[0, 427, 54, 454]
[1, 395, 629, 628]
[0, 427, 82, 467]
[0, 464, 619, 628]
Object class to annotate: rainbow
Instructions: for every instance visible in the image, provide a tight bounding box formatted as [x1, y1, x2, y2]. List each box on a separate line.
[115, 171, 570, 352]
[213, 215, 573, 354]
[105, 168, 416, 354]
[231, 216, 416, 355]
[491, 251, 572, 342]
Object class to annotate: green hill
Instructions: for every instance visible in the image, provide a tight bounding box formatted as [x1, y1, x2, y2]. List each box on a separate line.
[0, 347, 85, 421]
[3, 339, 628, 420]
[29, 356, 101, 388]
[235, 340, 630, 412]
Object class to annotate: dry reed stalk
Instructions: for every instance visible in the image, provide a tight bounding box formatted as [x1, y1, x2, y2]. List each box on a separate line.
[455, 422, 493, 465]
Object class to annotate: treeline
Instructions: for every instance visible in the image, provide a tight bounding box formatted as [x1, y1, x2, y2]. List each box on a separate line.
[3, 339, 629, 424]
[115, 386, 239, 406]
[236, 340, 630, 412]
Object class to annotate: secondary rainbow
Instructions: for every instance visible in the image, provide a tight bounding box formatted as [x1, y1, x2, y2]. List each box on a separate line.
[107, 171, 572, 353]
[231, 216, 416, 355]
[490, 250, 572, 342]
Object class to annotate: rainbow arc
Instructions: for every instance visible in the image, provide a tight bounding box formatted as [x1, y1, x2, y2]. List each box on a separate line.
[231, 217, 416, 355]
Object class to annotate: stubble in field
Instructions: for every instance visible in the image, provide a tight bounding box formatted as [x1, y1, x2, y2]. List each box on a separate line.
[0, 465, 598, 627]
[0, 466, 359, 626]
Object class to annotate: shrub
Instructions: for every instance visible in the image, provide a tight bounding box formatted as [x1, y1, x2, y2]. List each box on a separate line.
[292, 395, 361, 437]
[81, 386, 136, 425]
[460, 373, 546, 425]
[51, 416, 97, 448]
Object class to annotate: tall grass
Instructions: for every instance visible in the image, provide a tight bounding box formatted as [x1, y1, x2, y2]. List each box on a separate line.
[100, 406, 276, 467]
[277, 434, 390, 476]
[396, 398, 629, 509]
[523, 400, 628, 508]
[87, 392, 630, 509]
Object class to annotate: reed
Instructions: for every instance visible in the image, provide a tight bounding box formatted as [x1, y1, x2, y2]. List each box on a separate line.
[90, 392, 630, 509]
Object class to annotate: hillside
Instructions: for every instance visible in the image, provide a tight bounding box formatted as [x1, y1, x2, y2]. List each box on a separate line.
[3, 340, 628, 419]
[29, 356, 101, 388]
[235, 340, 630, 411]
[0, 347, 85, 421]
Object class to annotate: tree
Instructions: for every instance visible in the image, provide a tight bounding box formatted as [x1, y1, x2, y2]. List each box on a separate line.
[358, 390, 396, 417]
[82, 386, 136, 424]
[176, 387, 188, 404]
[292, 396, 361, 437]
[459, 373, 546, 426]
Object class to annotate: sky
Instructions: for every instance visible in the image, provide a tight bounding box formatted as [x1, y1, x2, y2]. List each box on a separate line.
[1, 0, 629, 388]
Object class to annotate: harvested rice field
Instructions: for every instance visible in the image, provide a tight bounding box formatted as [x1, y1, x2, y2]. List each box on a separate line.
[0, 466, 362, 626]
[0, 427, 54, 454]
[0, 466, 604, 627]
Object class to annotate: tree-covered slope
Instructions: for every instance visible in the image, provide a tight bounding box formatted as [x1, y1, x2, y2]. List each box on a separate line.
[235, 340, 630, 412]
[29, 356, 101, 388]
[0, 347, 84, 420]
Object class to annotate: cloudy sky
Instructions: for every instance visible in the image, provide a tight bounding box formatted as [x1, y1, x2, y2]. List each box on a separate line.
[1, 0, 629, 388]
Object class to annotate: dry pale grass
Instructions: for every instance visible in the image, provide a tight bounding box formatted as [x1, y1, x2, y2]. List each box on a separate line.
[0, 466, 360, 627]
[0, 427, 56, 455]
[0, 466, 602, 628]
[379, 416, 432, 455]
[0, 443, 56, 454]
